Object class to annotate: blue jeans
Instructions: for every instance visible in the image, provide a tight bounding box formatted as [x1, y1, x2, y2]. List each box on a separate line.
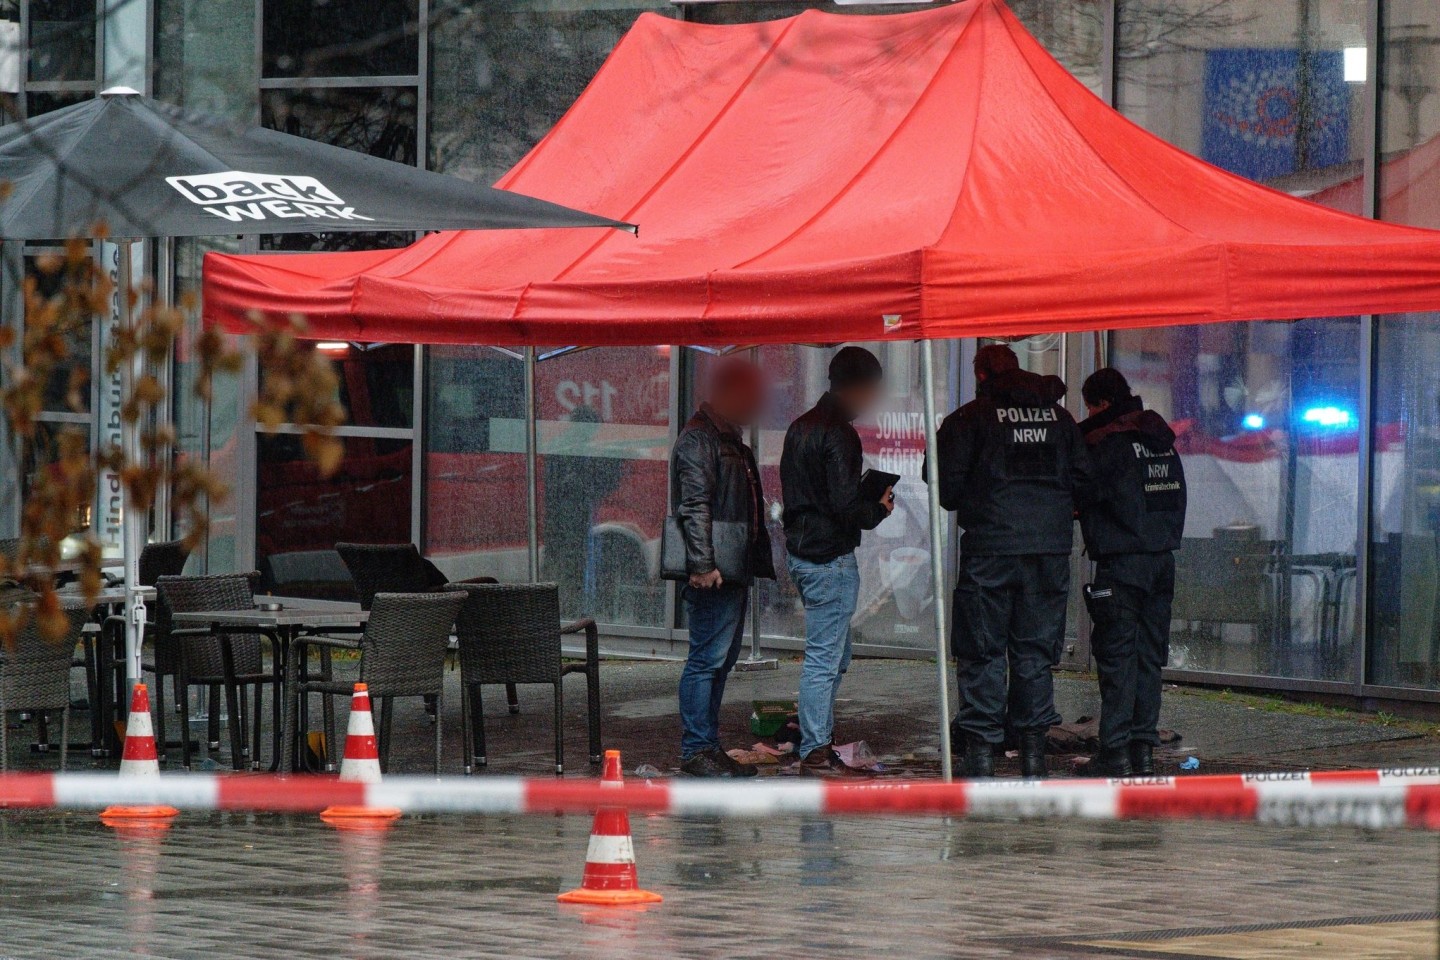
[679, 585, 748, 760]
[787, 552, 860, 759]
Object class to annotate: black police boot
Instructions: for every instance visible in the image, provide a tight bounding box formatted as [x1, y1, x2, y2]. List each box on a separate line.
[1019, 730, 1048, 779]
[962, 735, 994, 778]
[1128, 741, 1155, 776]
[1080, 747, 1133, 778]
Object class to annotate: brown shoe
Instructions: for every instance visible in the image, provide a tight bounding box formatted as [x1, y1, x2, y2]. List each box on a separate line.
[800, 745, 871, 779]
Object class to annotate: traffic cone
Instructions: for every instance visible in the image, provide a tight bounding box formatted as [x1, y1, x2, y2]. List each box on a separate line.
[100, 683, 179, 826]
[557, 750, 663, 906]
[320, 683, 401, 827]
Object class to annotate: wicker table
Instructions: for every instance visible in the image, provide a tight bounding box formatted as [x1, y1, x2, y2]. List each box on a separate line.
[172, 598, 368, 772]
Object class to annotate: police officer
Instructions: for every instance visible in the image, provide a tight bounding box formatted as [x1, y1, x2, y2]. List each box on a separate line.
[933, 345, 1091, 779]
[1076, 368, 1186, 777]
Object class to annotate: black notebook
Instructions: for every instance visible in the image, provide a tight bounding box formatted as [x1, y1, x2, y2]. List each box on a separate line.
[859, 469, 901, 503]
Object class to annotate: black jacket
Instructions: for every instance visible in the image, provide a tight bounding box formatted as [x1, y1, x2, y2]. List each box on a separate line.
[933, 369, 1092, 556]
[780, 392, 889, 564]
[1077, 396, 1186, 557]
[670, 406, 775, 580]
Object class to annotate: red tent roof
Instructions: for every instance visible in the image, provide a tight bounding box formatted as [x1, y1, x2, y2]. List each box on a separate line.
[202, 0, 1440, 346]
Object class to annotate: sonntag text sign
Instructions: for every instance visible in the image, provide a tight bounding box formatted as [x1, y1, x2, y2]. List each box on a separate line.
[165, 172, 375, 224]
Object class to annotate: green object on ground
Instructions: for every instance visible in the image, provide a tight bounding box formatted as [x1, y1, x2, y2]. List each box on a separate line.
[751, 699, 798, 736]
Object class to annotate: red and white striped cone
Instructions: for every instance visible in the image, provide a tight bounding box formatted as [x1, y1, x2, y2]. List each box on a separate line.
[557, 750, 663, 906]
[320, 682, 401, 827]
[100, 683, 179, 827]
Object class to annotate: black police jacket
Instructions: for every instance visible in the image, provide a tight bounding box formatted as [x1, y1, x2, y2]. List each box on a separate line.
[1077, 396, 1186, 557]
[780, 392, 889, 564]
[933, 369, 1092, 556]
[669, 406, 775, 580]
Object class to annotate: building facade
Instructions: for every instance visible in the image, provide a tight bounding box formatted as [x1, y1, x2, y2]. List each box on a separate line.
[2, 0, 1439, 704]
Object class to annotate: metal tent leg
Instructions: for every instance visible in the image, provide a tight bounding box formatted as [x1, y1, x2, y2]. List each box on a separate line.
[920, 339, 954, 782]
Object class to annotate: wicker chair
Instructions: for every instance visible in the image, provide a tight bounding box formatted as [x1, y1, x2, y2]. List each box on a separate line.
[334, 542, 513, 712]
[452, 582, 602, 776]
[295, 591, 465, 774]
[138, 540, 190, 585]
[152, 573, 277, 770]
[0, 602, 91, 771]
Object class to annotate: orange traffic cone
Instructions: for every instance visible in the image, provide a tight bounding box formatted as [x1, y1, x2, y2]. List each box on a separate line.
[100, 683, 179, 826]
[558, 750, 663, 906]
[320, 683, 401, 827]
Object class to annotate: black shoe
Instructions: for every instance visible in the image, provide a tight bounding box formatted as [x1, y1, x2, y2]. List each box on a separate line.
[800, 745, 870, 779]
[715, 747, 759, 778]
[681, 749, 743, 778]
[1019, 730, 1048, 780]
[962, 735, 994, 778]
[1080, 747, 1133, 779]
[1128, 741, 1155, 776]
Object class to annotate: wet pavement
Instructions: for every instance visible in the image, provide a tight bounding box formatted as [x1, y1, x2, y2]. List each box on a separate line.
[0, 810, 1433, 959]
[2, 658, 1437, 958]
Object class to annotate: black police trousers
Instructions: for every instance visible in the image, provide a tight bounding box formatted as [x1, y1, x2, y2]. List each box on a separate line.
[951, 553, 1069, 744]
[1086, 551, 1175, 751]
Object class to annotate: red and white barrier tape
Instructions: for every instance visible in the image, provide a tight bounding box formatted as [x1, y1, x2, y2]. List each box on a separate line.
[3, 768, 1439, 830]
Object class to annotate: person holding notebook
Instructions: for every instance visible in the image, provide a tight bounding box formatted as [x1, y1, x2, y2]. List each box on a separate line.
[780, 347, 895, 777]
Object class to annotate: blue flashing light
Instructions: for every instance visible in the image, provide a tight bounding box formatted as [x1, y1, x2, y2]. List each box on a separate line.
[1300, 405, 1355, 429]
[1241, 413, 1266, 431]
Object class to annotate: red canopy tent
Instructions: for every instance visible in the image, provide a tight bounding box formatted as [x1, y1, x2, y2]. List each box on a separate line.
[201, 0, 1440, 779]
[204, 0, 1440, 343]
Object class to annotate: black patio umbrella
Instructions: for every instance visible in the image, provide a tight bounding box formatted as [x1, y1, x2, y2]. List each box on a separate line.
[0, 88, 633, 240]
[0, 87, 631, 713]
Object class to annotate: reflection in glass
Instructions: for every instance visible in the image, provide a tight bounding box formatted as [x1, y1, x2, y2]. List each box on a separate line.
[428, 4, 671, 182]
[687, 343, 948, 652]
[262, 0, 418, 79]
[1112, 318, 1361, 682]
[537, 347, 670, 626]
[1368, 2, 1440, 690]
[24, 253, 92, 412]
[424, 347, 527, 581]
[1118, 0, 1368, 212]
[25, 0, 95, 84]
[255, 434, 412, 569]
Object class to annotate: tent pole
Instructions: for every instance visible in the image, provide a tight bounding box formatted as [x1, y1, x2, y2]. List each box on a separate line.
[119, 239, 147, 693]
[920, 338, 954, 782]
[524, 345, 539, 582]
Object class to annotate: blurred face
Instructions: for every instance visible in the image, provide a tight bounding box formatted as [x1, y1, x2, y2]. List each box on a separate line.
[1085, 399, 1109, 417]
[836, 380, 883, 419]
[710, 361, 767, 427]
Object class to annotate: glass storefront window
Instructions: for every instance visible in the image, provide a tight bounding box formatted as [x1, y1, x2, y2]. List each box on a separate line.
[1112, 317, 1362, 682]
[688, 342, 950, 653]
[537, 347, 671, 626]
[1118, 0, 1369, 212]
[25, 0, 95, 84]
[1369, 0, 1440, 690]
[255, 433, 413, 567]
[262, 0, 418, 79]
[428, 2, 673, 183]
[154, 0, 257, 119]
[24, 252, 92, 413]
[424, 346, 527, 581]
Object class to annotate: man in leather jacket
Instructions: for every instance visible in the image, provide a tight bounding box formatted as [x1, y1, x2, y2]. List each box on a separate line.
[781, 347, 894, 777]
[933, 344, 1092, 779]
[1076, 368, 1187, 777]
[671, 358, 774, 778]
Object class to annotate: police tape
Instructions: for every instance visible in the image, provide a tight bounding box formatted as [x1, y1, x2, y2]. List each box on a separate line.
[2, 768, 1440, 829]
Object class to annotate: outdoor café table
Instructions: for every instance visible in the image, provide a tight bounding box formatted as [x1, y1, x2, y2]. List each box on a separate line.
[171, 598, 368, 772]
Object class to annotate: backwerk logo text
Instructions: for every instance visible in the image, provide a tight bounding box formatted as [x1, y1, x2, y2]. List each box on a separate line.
[165, 171, 375, 224]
